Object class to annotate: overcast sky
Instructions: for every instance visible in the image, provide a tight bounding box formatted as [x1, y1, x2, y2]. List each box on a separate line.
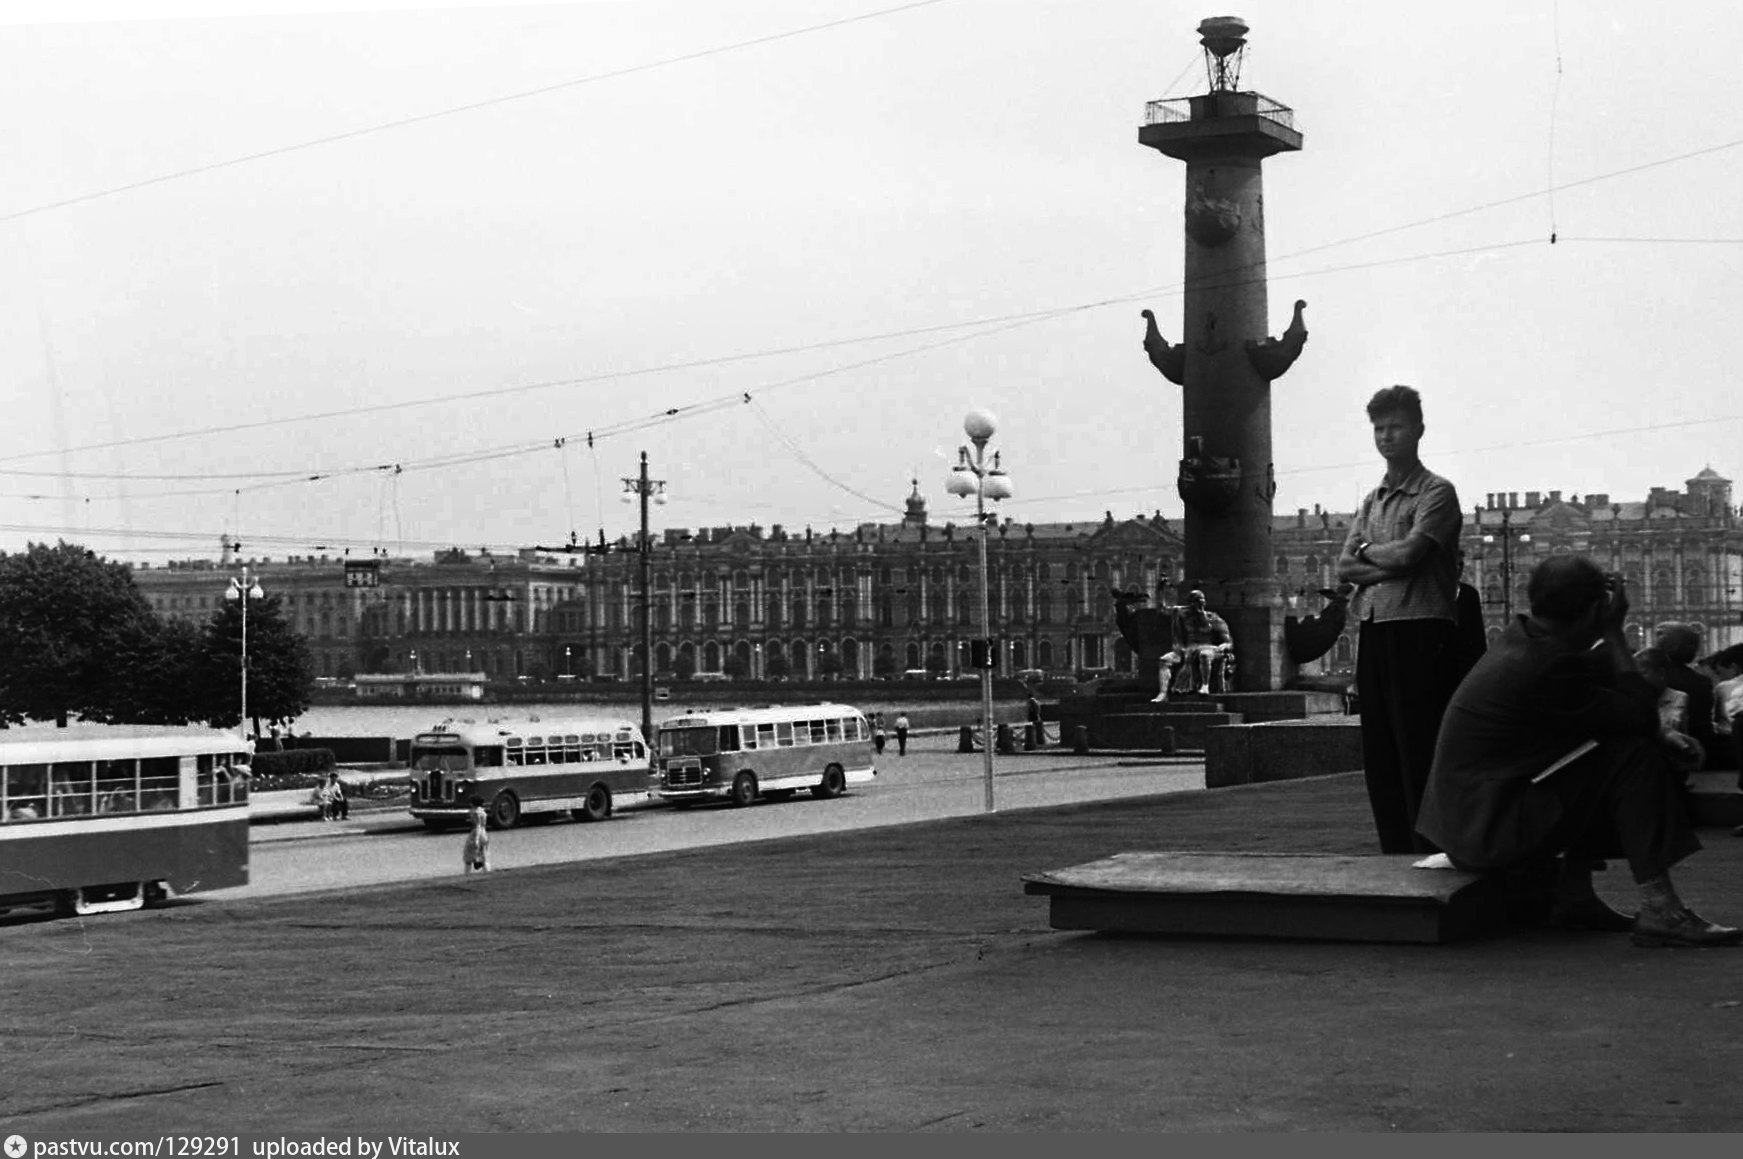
[4, 0, 1741, 565]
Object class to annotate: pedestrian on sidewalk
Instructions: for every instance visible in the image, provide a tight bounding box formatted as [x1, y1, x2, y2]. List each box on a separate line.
[894, 713, 910, 756]
[317, 772, 348, 821]
[463, 796, 491, 874]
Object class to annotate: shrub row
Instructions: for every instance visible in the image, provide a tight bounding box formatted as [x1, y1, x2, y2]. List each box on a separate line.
[250, 747, 337, 782]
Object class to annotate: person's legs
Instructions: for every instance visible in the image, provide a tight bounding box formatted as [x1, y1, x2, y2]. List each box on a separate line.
[1357, 621, 1451, 854]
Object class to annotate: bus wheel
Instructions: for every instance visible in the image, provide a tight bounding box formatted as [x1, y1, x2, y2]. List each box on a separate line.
[813, 763, 847, 799]
[489, 791, 521, 829]
[579, 783, 611, 822]
[730, 772, 758, 808]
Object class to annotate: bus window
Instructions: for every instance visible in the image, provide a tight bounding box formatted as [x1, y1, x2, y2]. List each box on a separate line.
[740, 725, 758, 751]
[659, 727, 717, 758]
[525, 747, 547, 765]
[809, 720, 827, 744]
[4, 762, 48, 820]
[776, 722, 794, 746]
[563, 736, 582, 763]
[476, 746, 504, 767]
[826, 719, 844, 743]
[718, 726, 741, 753]
[756, 722, 777, 749]
[412, 747, 470, 772]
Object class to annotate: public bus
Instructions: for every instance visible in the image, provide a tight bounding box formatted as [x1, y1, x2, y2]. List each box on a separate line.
[0, 725, 251, 919]
[654, 703, 877, 807]
[406, 716, 654, 830]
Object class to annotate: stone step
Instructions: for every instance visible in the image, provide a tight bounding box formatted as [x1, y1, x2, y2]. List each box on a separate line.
[1094, 711, 1241, 752]
[1206, 717, 1364, 787]
[1687, 771, 1743, 828]
[1022, 851, 1507, 945]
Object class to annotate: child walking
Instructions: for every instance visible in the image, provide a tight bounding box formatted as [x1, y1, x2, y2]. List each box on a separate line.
[463, 795, 491, 874]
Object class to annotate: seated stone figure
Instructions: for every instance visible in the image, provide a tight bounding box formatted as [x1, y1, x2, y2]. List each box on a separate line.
[1158, 590, 1234, 701]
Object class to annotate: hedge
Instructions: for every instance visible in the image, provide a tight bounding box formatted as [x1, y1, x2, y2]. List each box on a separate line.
[250, 748, 337, 779]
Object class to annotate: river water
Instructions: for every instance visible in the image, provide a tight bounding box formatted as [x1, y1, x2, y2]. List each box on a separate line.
[287, 694, 1010, 739]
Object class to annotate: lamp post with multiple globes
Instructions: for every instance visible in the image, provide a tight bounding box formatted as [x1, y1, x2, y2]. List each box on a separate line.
[224, 566, 265, 741]
[945, 408, 1013, 813]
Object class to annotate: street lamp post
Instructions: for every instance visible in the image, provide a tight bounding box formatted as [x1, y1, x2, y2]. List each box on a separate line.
[1481, 507, 1532, 619]
[623, 452, 668, 743]
[224, 566, 265, 741]
[946, 408, 1013, 813]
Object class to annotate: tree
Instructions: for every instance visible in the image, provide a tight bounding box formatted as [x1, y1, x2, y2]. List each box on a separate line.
[672, 650, 696, 680]
[93, 616, 208, 726]
[202, 592, 315, 738]
[721, 653, 749, 680]
[0, 541, 162, 727]
[817, 650, 844, 680]
[872, 651, 897, 679]
[925, 649, 949, 678]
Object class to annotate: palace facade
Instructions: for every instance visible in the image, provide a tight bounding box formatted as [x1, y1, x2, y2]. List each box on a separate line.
[131, 469, 1743, 684]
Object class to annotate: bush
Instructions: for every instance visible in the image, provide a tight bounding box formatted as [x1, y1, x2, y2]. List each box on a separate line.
[250, 747, 337, 783]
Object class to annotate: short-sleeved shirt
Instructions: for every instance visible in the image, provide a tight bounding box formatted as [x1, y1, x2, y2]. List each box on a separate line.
[1343, 464, 1461, 624]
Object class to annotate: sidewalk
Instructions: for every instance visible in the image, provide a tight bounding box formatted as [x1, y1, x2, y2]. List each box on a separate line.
[7, 766, 1743, 1132]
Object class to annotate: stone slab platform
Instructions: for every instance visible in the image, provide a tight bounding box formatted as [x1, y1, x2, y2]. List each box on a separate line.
[1688, 771, 1743, 828]
[1022, 851, 1505, 944]
[1205, 716, 1363, 787]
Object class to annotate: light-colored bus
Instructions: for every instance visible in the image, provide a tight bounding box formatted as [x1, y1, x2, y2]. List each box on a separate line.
[655, 703, 877, 807]
[406, 717, 654, 830]
[0, 725, 251, 919]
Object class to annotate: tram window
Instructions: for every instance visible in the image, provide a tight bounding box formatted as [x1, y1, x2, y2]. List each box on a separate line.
[139, 756, 179, 810]
[776, 722, 795, 747]
[96, 758, 136, 813]
[4, 762, 48, 820]
[52, 761, 95, 816]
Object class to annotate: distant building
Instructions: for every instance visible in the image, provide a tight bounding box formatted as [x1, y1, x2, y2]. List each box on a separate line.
[129, 469, 1743, 686]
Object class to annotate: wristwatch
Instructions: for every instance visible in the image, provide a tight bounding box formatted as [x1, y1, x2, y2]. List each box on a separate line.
[1355, 541, 1373, 564]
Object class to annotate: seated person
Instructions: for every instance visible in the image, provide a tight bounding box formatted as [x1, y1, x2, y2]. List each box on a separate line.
[1416, 555, 1741, 948]
[1157, 589, 1235, 700]
[1632, 650, 1706, 780]
[1636, 622, 1720, 770]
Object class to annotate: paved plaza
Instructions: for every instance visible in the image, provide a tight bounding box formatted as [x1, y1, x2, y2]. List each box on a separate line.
[6, 753, 1743, 1133]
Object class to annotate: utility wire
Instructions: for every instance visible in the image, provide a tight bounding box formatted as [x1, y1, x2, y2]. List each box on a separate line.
[0, 1, 951, 226]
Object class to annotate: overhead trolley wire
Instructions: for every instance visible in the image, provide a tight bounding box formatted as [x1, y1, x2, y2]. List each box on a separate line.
[0, 0, 953, 227]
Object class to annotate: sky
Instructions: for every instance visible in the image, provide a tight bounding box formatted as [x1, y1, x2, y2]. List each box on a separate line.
[4, 0, 1743, 566]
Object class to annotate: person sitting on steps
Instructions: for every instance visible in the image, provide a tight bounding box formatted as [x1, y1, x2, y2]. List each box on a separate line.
[1416, 555, 1742, 949]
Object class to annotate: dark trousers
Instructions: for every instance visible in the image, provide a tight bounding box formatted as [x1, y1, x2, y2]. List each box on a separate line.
[1536, 734, 1702, 883]
[1357, 618, 1456, 854]
[896, 729, 908, 756]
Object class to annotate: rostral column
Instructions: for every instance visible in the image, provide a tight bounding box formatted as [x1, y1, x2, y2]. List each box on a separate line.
[1138, 15, 1308, 692]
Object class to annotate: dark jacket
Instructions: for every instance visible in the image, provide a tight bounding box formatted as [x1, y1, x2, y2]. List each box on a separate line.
[1416, 616, 1658, 869]
[1635, 647, 1717, 756]
[1447, 582, 1487, 689]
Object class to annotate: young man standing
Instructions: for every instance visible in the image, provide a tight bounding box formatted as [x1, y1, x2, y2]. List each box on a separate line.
[1338, 385, 1463, 854]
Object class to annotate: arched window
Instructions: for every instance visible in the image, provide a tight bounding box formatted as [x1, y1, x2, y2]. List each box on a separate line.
[703, 641, 721, 671]
[1011, 640, 1027, 668]
[1038, 640, 1054, 668]
[1038, 592, 1052, 623]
